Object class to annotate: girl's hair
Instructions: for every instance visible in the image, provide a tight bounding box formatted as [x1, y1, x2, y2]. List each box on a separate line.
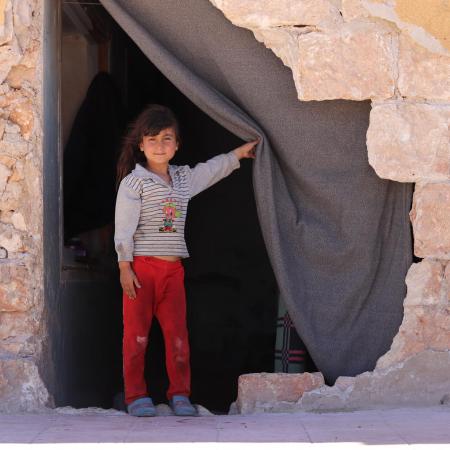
[116, 104, 180, 185]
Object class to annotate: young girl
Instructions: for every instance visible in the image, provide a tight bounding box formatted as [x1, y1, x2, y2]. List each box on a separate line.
[115, 104, 258, 417]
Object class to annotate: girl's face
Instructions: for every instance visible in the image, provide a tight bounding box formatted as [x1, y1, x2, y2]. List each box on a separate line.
[139, 127, 178, 167]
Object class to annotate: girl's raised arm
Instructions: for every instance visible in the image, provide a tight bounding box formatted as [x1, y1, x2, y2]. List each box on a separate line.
[188, 140, 258, 198]
[188, 151, 240, 198]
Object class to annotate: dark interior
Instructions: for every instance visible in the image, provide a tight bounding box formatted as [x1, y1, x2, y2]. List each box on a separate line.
[59, 6, 280, 413]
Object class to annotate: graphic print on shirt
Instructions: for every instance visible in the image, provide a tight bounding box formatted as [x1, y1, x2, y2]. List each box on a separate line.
[159, 198, 181, 233]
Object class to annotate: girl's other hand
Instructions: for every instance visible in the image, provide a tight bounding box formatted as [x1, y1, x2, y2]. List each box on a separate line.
[119, 262, 141, 299]
[233, 139, 259, 160]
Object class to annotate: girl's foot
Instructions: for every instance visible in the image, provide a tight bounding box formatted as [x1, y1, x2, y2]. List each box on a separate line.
[127, 397, 156, 417]
[169, 395, 197, 416]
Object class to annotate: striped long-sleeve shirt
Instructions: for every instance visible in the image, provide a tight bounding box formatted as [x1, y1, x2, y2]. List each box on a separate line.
[114, 151, 240, 261]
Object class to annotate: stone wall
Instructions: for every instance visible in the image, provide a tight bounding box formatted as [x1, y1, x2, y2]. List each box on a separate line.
[209, 0, 450, 412]
[0, 0, 449, 412]
[0, 0, 49, 411]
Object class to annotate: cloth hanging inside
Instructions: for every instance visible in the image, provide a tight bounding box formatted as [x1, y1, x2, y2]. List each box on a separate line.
[64, 71, 125, 240]
[275, 297, 313, 374]
[100, 0, 413, 383]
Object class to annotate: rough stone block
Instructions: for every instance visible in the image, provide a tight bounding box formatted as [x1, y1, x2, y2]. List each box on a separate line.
[11, 0, 33, 50]
[236, 372, 324, 414]
[0, 88, 20, 108]
[399, 35, 450, 101]
[295, 23, 396, 100]
[12, 0, 32, 28]
[0, 0, 13, 46]
[19, 39, 39, 68]
[334, 376, 355, 391]
[0, 161, 12, 193]
[376, 260, 450, 369]
[9, 161, 23, 183]
[6, 64, 35, 89]
[0, 179, 22, 210]
[403, 260, 445, 307]
[0, 42, 21, 85]
[253, 26, 309, 72]
[0, 358, 49, 412]
[0, 155, 17, 168]
[410, 183, 450, 259]
[0, 310, 37, 341]
[0, 340, 32, 356]
[367, 103, 450, 182]
[0, 139, 29, 157]
[11, 211, 26, 230]
[0, 263, 32, 312]
[9, 101, 33, 139]
[210, 0, 342, 28]
[341, 0, 370, 22]
[0, 224, 24, 253]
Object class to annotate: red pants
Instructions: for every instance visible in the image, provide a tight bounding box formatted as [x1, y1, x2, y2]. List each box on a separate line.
[122, 256, 191, 405]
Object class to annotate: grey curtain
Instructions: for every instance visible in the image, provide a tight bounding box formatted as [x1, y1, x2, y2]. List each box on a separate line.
[100, 0, 412, 383]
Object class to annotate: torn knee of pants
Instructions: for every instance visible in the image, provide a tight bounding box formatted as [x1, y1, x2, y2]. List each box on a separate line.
[174, 337, 184, 349]
[173, 337, 189, 363]
[136, 336, 147, 346]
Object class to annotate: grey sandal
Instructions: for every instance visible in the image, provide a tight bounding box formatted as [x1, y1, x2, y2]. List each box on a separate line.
[127, 397, 156, 417]
[169, 395, 197, 416]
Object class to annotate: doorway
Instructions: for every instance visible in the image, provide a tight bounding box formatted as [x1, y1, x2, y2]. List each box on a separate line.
[53, 0, 280, 413]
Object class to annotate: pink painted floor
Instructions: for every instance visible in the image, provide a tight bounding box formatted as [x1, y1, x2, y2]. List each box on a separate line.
[0, 406, 449, 448]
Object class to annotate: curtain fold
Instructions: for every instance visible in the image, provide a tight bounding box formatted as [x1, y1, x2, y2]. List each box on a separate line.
[100, 0, 413, 383]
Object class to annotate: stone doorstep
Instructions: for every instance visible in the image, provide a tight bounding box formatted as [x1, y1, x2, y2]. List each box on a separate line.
[235, 372, 325, 414]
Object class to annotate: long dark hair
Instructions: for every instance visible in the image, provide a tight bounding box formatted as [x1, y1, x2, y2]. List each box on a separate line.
[116, 104, 180, 186]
